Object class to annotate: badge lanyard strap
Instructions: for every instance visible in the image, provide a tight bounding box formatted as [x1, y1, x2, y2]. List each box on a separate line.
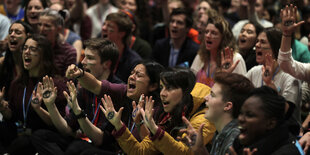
[91, 94, 100, 124]
[206, 62, 215, 78]
[22, 83, 38, 128]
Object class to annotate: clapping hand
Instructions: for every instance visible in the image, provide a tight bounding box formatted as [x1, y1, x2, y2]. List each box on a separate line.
[140, 96, 157, 134]
[221, 47, 240, 73]
[41, 76, 58, 106]
[63, 81, 81, 115]
[100, 94, 123, 130]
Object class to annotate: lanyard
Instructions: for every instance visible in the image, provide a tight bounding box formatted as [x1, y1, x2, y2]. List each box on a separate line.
[206, 62, 215, 78]
[22, 83, 38, 128]
[91, 94, 100, 125]
[261, 66, 279, 86]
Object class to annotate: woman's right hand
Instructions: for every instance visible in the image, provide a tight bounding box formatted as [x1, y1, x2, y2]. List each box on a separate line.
[100, 94, 124, 130]
[63, 81, 81, 115]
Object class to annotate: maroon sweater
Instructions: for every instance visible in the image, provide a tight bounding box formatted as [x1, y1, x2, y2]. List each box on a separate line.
[54, 42, 77, 76]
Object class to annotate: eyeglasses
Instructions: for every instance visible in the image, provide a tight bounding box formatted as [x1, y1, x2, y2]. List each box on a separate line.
[23, 45, 39, 56]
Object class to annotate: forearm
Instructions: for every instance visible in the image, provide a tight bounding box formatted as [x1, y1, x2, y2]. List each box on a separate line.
[73, 41, 82, 64]
[33, 107, 53, 126]
[46, 103, 73, 135]
[280, 35, 292, 52]
[78, 72, 102, 95]
[77, 117, 104, 146]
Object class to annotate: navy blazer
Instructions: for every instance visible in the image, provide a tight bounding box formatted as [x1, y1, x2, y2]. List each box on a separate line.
[152, 37, 199, 67]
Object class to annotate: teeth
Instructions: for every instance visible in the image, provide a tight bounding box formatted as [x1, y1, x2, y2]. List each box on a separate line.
[238, 126, 243, 129]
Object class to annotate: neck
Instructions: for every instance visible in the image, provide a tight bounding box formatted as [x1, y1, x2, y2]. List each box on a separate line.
[98, 70, 111, 81]
[210, 49, 217, 62]
[214, 114, 233, 133]
[116, 42, 124, 56]
[172, 36, 186, 50]
[29, 68, 40, 77]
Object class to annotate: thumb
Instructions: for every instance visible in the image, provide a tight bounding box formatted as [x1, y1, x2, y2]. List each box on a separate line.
[118, 107, 124, 119]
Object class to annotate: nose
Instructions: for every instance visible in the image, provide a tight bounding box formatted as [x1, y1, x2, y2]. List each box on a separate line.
[238, 113, 245, 123]
[160, 88, 167, 98]
[81, 57, 87, 66]
[255, 41, 260, 48]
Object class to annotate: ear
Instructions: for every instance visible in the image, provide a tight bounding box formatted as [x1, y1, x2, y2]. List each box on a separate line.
[118, 31, 126, 39]
[224, 101, 233, 112]
[266, 118, 277, 130]
[103, 60, 112, 70]
[148, 83, 158, 93]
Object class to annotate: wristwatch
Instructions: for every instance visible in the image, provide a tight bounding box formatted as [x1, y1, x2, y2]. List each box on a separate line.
[74, 110, 87, 119]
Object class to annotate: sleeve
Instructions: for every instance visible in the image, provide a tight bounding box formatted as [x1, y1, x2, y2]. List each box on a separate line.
[0, 15, 9, 40]
[278, 48, 310, 83]
[232, 53, 247, 76]
[65, 45, 77, 66]
[152, 110, 216, 155]
[113, 124, 159, 155]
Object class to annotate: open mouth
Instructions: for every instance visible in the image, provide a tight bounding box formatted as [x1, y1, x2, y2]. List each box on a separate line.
[29, 14, 39, 20]
[163, 101, 169, 105]
[102, 34, 108, 38]
[256, 51, 263, 56]
[240, 38, 246, 43]
[171, 29, 178, 34]
[9, 40, 18, 46]
[128, 83, 136, 89]
[24, 57, 32, 64]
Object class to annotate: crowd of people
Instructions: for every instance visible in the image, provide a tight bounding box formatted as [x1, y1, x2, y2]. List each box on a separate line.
[0, 0, 310, 154]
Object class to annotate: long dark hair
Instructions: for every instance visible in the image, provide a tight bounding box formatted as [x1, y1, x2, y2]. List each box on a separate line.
[19, 34, 57, 85]
[159, 68, 196, 136]
[23, 0, 49, 25]
[0, 20, 33, 99]
[261, 27, 282, 60]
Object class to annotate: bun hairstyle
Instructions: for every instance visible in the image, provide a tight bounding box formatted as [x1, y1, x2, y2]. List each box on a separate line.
[40, 8, 70, 27]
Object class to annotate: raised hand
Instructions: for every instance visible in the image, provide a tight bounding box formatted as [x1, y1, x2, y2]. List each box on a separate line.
[179, 117, 206, 154]
[42, 76, 58, 106]
[280, 4, 304, 36]
[140, 96, 157, 134]
[221, 47, 240, 73]
[65, 64, 84, 79]
[100, 94, 123, 130]
[262, 53, 274, 85]
[0, 87, 8, 112]
[299, 132, 310, 154]
[63, 81, 81, 114]
[31, 82, 43, 110]
[132, 94, 145, 124]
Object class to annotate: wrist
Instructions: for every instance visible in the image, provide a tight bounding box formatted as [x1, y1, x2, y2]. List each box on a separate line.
[72, 109, 87, 120]
[150, 125, 158, 135]
[115, 121, 123, 131]
[76, 68, 84, 79]
[282, 34, 292, 37]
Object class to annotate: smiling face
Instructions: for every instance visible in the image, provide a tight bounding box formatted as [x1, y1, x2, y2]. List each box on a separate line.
[81, 48, 105, 80]
[26, 0, 44, 26]
[121, 0, 137, 13]
[160, 80, 183, 113]
[238, 96, 270, 145]
[238, 23, 257, 51]
[127, 64, 153, 101]
[38, 16, 60, 44]
[8, 23, 27, 52]
[255, 32, 273, 64]
[204, 83, 226, 122]
[204, 23, 222, 51]
[22, 38, 40, 71]
[169, 14, 189, 40]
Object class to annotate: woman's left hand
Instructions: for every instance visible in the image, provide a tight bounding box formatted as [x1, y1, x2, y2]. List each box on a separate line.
[221, 47, 240, 73]
[100, 94, 124, 130]
[140, 96, 157, 134]
[262, 53, 274, 85]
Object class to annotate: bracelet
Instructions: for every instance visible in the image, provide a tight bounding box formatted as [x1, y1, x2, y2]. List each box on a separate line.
[72, 109, 87, 119]
[76, 68, 84, 79]
[282, 34, 292, 37]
